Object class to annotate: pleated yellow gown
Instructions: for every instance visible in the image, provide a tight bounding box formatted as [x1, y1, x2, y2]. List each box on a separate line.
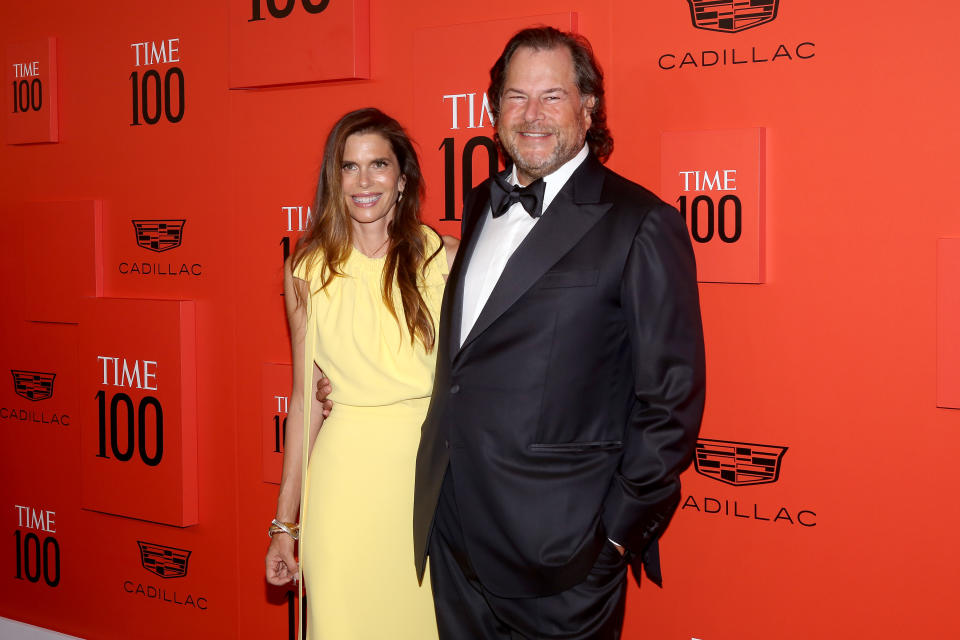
[295, 227, 444, 640]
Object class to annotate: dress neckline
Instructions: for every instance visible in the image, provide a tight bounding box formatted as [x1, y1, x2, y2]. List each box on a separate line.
[350, 244, 387, 260]
[348, 247, 387, 275]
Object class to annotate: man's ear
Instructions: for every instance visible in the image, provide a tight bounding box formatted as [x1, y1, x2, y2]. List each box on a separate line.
[582, 95, 597, 126]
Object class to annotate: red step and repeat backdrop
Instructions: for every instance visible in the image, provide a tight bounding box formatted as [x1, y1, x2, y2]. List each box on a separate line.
[2, 1, 959, 638]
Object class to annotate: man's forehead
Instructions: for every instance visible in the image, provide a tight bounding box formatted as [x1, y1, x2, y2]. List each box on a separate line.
[505, 45, 577, 84]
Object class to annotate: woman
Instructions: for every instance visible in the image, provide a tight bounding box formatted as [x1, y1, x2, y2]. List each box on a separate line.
[265, 108, 457, 639]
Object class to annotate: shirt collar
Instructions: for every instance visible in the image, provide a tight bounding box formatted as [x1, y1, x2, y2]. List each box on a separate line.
[509, 143, 589, 215]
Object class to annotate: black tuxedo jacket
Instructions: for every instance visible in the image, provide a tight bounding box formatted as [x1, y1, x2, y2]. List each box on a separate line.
[413, 153, 705, 598]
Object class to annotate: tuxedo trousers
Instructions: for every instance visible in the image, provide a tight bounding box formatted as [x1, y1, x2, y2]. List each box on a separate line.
[428, 470, 628, 640]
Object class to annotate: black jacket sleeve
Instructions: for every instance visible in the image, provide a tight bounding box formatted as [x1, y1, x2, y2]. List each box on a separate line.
[601, 203, 706, 575]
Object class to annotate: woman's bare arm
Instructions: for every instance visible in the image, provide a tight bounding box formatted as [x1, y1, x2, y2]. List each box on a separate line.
[441, 235, 459, 281]
[266, 258, 326, 585]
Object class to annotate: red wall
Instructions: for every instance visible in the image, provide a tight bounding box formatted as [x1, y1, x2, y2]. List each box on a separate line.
[2, 2, 958, 638]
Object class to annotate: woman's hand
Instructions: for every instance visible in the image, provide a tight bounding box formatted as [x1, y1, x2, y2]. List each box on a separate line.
[316, 373, 332, 417]
[265, 532, 298, 586]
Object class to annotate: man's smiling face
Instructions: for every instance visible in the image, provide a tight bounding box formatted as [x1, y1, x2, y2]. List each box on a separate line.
[496, 45, 594, 185]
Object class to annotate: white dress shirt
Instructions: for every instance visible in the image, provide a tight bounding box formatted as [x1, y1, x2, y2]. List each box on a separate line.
[460, 144, 589, 346]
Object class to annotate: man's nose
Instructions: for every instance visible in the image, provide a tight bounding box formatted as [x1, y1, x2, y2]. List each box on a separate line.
[523, 99, 543, 122]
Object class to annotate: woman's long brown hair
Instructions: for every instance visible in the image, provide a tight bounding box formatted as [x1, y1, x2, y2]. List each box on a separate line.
[291, 108, 441, 351]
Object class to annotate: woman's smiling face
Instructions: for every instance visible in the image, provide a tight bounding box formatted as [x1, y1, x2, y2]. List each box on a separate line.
[340, 132, 406, 227]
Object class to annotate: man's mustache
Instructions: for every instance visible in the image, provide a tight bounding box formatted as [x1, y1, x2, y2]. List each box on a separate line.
[505, 124, 557, 135]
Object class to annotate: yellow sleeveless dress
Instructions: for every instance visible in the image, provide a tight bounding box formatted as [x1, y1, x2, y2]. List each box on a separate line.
[295, 227, 445, 640]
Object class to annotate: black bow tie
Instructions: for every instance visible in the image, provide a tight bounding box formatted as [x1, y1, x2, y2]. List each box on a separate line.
[490, 172, 546, 219]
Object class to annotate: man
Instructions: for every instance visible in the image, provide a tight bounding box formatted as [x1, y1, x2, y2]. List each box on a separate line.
[413, 27, 706, 639]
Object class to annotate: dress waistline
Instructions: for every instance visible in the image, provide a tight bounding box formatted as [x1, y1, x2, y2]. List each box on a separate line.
[323, 397, 430, 422]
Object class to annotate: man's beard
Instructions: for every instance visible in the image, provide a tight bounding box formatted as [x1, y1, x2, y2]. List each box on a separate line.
[498, 121, 587, 180]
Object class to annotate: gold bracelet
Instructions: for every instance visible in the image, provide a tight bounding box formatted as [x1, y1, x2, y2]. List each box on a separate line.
[268, 518, 300, 540]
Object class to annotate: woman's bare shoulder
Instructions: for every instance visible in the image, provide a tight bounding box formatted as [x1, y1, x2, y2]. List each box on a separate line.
[441, 235, 459, 272]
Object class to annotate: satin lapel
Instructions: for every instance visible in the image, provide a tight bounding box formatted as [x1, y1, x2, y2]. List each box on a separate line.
[446, 186, 491, 361]
[457, 156, 611, 355]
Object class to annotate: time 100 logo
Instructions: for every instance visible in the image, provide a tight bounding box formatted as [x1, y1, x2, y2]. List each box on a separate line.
[676, 169, 743, 244]
[129, 38, 184, 126]
[10, 61, 42, 113]
[95, 356, 164, 467]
